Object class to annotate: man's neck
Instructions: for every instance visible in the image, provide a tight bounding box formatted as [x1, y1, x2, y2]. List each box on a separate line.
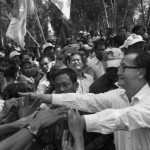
[125, 82, 147, 102]
[76, 70, 83, 78]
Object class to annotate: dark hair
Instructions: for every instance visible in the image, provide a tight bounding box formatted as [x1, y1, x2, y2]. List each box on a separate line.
[94, 39, 106, 50]
[20, 61, 31, 70]
[4, 66, 18, 80]
[68, 53, 83, 63]
[20, 51, 29, 60]
[132, 25, 146, 34]
[78, 48, 88, 57]
[2, 82, 34, 100]
[55, 68, 77, 83]
[133, 52, 150, 82]
[47, 63, 66, 82]
[39, 54, 54, 65]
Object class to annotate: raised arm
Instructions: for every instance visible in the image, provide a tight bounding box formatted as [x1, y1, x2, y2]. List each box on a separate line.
[83, 99, 150, 134]
[19, 89, 120, 113]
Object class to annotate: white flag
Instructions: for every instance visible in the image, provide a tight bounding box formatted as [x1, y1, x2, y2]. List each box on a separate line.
[6, 0, 34, 47]
[51, 0, 71, 20]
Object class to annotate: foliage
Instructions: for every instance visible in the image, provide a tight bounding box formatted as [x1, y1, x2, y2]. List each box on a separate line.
[0, 0, 150, 48]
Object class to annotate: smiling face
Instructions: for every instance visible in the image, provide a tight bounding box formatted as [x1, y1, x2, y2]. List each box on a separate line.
[69, 54, 84, 72]
[118, 53, 139, 90]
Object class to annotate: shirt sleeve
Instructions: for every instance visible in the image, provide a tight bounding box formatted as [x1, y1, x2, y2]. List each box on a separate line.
[52, 90, 119, 113]
[84, 101, 150, 134]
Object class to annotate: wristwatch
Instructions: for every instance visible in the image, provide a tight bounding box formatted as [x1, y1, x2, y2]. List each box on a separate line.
[27, 124, 39, 135]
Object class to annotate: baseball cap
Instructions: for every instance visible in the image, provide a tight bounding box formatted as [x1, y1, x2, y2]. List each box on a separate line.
[0, 52, 5, 58]
[120, 34, 145, 49]
[42, 43, 54, 50]
[103, 47, 124, 68]
[9, 51, 21, 59]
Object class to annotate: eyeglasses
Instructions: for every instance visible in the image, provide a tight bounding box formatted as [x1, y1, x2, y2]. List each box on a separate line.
[118, 65, 141, 72]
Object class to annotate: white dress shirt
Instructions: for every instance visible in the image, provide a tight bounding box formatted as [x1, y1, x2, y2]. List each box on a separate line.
[52, 84, 150, 150]
[88, 56, 105, 79]
[77, 73, 94, 94]
[36, 74, 49, 94]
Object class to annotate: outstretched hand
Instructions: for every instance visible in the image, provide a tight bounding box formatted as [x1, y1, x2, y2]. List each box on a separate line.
[30, 106, 69, 130]
[0, 98, 19, 119]
[18, 96, 41, 118]
[62, 130, 74, 150]
[18, 92, 40, 102]
[68, 109, 83, 138]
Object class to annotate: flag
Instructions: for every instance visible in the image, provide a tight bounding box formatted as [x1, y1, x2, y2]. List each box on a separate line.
[26, 0, 35, 15]
[51, 0, 71, 20]
[6, 0, 34, 47]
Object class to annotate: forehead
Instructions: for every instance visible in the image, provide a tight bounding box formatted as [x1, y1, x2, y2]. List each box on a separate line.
[120, 28, 126, 32]
[79, 50, 86, 55]
[55, 74, 72, 83]
[23, 63, 31, 68]
[121, 53, 137, 65]
[41, 57, 50, 63]
[23, 54, 29, 58]
[71, 54, 81, 60]
[97, 44, 105, 50]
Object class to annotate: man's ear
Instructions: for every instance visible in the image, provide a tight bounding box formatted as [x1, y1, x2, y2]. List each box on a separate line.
[74, 82, 79, 91]
[138, 68, 147, 79]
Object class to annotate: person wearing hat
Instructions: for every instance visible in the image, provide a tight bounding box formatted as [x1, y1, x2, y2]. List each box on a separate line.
[90, 47, 123, 94]
[9, 51, 21, 63]
[42, 43, 55, 56]
[120, 34, 145, 54]
[0, 52, 5, 58]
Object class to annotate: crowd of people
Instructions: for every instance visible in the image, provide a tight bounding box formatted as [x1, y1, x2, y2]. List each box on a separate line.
[0, 24, 150, 150]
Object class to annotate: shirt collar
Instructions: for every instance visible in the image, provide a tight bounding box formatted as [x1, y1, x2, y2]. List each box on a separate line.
[132, 83, 150, 101]
[77, 72, 87, 80]
[120, 83, 150, 103]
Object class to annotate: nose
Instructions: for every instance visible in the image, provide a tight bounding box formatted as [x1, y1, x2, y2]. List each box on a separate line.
[117, 67, 123, 75]
[59, 86, 65, 93]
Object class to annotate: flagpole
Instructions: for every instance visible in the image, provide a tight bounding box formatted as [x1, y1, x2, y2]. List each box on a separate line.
[27, 30, 40, 47]
[34, 7, 47, 44]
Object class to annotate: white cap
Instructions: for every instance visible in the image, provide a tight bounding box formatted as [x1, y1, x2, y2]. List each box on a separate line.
[79, 31, 83, 34]
[9, 51, 21, 59]
[0, 52, 5, 57]
[82, 44, 92, 50]
[103, 47, 124, 69]
[120, 34, 145, 49]
[42, 43, 54, 50]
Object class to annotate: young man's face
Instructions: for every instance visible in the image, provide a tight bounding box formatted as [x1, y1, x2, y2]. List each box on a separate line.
[95, 44, 105, 61]
[40, 57, 52, 73]
[55, 74, 78, 94]
[21, 63, 32, 77]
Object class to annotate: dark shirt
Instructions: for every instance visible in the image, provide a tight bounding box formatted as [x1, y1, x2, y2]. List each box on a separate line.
[113, 35, 126, 48]
[88, 73, 118, 150]
[89, 73, 118, 94]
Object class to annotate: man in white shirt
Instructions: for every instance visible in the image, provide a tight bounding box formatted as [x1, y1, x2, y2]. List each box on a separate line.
[88, 39, 105, 79]
[20, 52, 150, 150]
[68, 53, 94, 93]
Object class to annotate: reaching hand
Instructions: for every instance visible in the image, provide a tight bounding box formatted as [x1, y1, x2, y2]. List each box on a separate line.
[30, 107, 69, 130]
[0, 98, 19, 119]
[62, 130, 74, 150]
[18, 92, 40, 103]
[16, 111, 38, 128]
[68, 109, 83, 138]
[18, 96, 41, 118]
